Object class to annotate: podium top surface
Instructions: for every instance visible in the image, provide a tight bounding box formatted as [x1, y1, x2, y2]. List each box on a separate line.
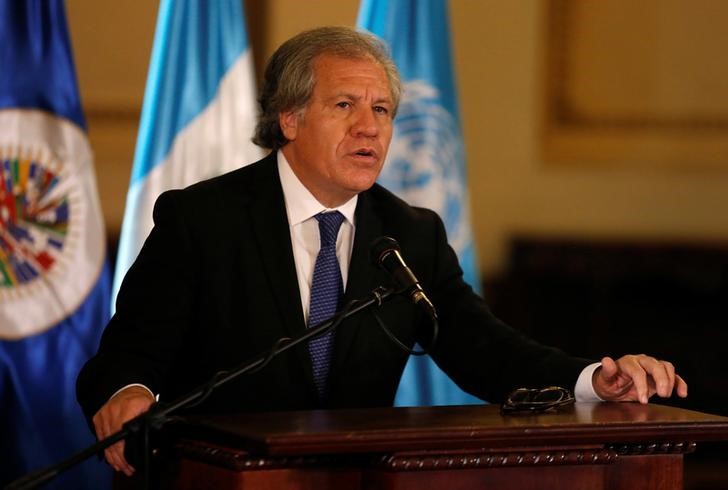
[173, 403, 728, 456]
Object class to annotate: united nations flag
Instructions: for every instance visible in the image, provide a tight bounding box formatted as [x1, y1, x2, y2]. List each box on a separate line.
[0, 0, 112, 487]
[358, 0, 483, 406]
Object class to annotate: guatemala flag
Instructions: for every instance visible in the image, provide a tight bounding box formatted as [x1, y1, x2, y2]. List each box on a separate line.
[112, 0, 261, 305]
[358, 0, 482, 406]
[0, 0, 112, 488]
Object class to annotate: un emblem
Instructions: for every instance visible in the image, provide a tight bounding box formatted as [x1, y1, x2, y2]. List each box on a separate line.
[380, 80, 473, 253]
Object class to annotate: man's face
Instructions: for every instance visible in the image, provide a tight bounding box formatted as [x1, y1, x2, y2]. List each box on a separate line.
[280, 54, 394, 207]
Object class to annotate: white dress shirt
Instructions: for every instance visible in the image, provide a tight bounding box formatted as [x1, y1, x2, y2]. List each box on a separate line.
[277, 151, 357, 324]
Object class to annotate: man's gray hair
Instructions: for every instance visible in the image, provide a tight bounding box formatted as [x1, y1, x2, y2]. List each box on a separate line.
[252, 26, 402, 150]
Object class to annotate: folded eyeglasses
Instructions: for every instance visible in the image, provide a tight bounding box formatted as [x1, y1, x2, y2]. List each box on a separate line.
[500, 386, 575, 415]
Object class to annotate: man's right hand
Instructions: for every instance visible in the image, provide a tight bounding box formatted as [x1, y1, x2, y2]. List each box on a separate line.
[92, 386, 155, 476]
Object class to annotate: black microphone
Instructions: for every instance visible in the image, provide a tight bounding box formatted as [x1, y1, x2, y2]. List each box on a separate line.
[370, 236, 437, 319]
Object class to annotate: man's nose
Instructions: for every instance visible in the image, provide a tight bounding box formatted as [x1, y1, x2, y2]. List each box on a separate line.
[351, 108, 378, 137]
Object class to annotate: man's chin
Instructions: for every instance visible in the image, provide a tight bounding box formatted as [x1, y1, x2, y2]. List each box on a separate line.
[350, 177, 380, 194]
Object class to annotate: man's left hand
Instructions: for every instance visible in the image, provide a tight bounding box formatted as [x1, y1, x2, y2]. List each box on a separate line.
[593, 355, 688, 403]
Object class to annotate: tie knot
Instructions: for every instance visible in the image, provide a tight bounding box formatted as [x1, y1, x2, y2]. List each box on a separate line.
[315, 211, 345, 247]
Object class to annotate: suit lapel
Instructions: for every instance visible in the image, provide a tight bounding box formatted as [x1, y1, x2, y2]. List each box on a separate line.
[247, 155, 318, 397]
[331, 191, 387, 374]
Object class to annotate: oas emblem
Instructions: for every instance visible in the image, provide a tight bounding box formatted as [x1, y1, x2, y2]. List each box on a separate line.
[0, 109, 105, 339]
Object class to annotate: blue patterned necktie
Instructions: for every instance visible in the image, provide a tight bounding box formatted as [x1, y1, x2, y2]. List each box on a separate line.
[308, 211, 345, 398]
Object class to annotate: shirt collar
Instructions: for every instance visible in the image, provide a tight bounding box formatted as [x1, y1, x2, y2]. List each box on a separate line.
[277, 150, 357, 226]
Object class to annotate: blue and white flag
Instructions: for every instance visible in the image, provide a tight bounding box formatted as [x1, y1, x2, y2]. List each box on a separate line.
[358, 0, 482, 406]
[113, 0, 262, 304]
[0, 0, 112, 487]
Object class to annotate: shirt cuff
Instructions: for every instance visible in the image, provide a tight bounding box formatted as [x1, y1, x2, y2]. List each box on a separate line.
[574, 362, 604, 402]
[109, 383, 158, 402]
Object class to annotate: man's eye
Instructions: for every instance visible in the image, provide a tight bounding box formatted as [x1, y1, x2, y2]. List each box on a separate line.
[374, 106, 389, 115]
[336, 101, 351, 109]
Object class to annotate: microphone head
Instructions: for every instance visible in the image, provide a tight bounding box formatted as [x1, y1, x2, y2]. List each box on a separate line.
[369, 235, 438, 320]
[370, 236, 400, 267]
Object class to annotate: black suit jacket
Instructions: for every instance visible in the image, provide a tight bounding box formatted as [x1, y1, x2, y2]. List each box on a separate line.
[77, 153, 590, 422]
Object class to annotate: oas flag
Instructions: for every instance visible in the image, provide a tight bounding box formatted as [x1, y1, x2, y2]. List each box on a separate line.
[0, 0, 112, 488]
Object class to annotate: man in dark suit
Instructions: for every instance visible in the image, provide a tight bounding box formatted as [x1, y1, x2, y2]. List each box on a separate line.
[77, 26, 687, 476]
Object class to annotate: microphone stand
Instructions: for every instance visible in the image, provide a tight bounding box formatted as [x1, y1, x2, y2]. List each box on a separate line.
[5, 286, 396, 490]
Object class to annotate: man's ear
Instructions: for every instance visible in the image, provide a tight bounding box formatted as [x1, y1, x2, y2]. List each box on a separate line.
[279, 111, 299, 141]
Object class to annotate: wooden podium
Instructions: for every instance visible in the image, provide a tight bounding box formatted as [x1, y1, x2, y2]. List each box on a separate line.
[161, 403, 728, 490]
